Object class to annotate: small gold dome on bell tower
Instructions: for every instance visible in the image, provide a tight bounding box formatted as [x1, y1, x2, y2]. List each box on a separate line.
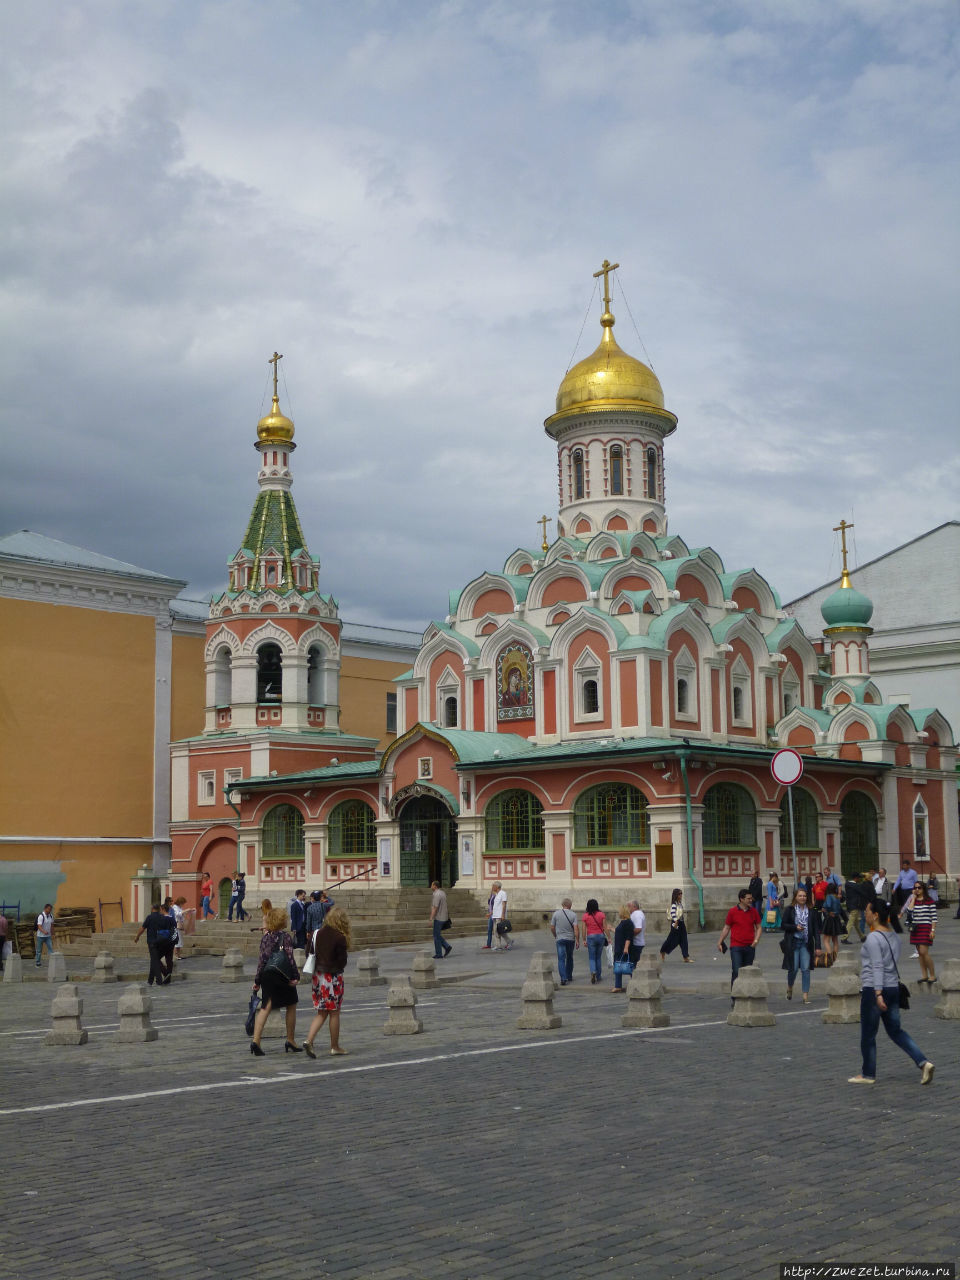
[256, 351, 295, 444]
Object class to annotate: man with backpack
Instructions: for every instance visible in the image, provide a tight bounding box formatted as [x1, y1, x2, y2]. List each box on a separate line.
[135, 901, 175, 986]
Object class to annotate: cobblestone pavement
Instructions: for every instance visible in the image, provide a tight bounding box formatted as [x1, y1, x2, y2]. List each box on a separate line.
[2, 922, 959, 1280]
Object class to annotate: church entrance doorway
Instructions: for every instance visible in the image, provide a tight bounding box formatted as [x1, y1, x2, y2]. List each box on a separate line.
[398, 795, 458, 887]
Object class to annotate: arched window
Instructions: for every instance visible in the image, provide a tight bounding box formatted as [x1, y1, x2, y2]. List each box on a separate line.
[328, 800, 377, 856]
[732, 685, 744, 720]
[779, 787, 819, 849]
[677, 678, 689, 715]
[574, 783, 649, 849]
[214, 646, 232, 707]
[610, 445, 623, 495]
[485, 790, 545, 850]
[261, 804, 304, 861]
[646, 447, 658, 500]
[839, 790, 878, 876]
[573, 449, 584, 500]
[913, 795, 928, 860]
[703, 784, 756, 847]
[582, 679, 599, 715]
[443, 695, 458, 727]
[307, 645, 323, 705]
[256, 642, 283, 703]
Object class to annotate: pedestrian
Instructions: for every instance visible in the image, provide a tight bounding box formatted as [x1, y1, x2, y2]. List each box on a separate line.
[891, 860, 918, 914]
[258, 898, 273, 929]
[482, 885, 497, 950]
[820, 884, 844, 965]
[581, 898, 609, 985]
[842, 873, 866, 944]
[306, 889, 334, 933]
[34, 904, 55, 968]
[781, 887, 822, 1003]
[302, 907, 351, 1057]
[156, 898, 177, 983]
[763, 874, 783, 932]
[134, 901, 173, 986]
[717, 889, 761, 993]
[200, 873, 217, 920]
[908, 882, 937, 987]
[249, 907, 301, 1057]
[228, 875, 241, 922]
[235, 872, 248, 921]
[289, 889, 307, 949]
[172, 896, 187, 959]
[825, 866, 842, 891]
[490, 882, 510, 951]
[874, 867, 891, 904]
[609, 904, 637, 993]
[848, 900, 934, 1086]
[748, 872, 765, 918]
[812, 871, 828, 909]
[628, 900, 646, 962]
[659, 888, 692, 963]
[430, 880, 452, 959]
[550, 898, 579, 985]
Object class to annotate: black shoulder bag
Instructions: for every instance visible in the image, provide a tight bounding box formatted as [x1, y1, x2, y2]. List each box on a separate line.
[877, 933, 910, 1010]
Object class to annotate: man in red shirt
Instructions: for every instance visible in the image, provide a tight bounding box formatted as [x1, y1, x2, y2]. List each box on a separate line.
[717, 889, 762, 994]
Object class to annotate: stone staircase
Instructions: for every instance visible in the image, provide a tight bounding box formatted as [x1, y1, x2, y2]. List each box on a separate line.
[58, 888, 543, 959]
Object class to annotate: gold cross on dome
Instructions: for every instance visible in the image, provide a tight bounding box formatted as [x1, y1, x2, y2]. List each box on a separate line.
[593, 259, 620, 310]
[268, 351, 283, 398]
[537, 514, 552, 553]
[833, 518, 854, 587]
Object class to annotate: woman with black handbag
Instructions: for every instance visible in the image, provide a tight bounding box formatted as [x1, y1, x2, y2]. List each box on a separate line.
[249, 907, 302, 1057]
[848, 900, 934, 1086]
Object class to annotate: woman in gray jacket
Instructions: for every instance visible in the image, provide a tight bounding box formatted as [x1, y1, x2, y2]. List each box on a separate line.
[849, 900, 934, 1085]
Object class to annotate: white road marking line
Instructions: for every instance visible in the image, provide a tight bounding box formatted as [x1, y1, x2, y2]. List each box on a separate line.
[0, 1010, 821, 1116]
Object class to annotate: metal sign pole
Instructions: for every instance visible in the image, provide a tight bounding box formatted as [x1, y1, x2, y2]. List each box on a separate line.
[786, 783, 799, 897]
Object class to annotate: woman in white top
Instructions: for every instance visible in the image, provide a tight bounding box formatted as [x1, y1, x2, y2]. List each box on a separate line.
[659, 888, 692, 963]
[849, 899, 934, 1085]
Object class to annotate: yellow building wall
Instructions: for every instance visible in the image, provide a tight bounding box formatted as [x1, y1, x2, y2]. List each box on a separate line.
[2, 843, 146, 923]
[171, 632, 206, 741]
[339, 654, 409, 748]
[0, 599, 156, 836]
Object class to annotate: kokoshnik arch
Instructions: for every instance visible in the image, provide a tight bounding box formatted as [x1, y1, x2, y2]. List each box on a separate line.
[166, 270, 958, 922]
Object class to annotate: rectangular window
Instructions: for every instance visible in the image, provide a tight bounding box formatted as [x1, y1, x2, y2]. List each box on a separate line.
[386, 692, 398, 734]
[197, 770, 216, 806]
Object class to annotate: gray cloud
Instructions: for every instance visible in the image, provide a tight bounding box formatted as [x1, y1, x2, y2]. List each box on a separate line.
[1, 0, 956, 632]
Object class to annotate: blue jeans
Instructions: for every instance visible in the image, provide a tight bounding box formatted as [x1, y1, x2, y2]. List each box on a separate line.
[228, 894, 239, 921]
[485, 917, 494, 947]
[729, 945, 755, 987]
[787, 939, 811, 994]
[35, 935, 54, 965]
[433, 919, 450, 958]
[556, 938, 574, 983]
[202, 895, 215, 919]
[587, 933, 606, 979]
[860, 987, 926, 1079]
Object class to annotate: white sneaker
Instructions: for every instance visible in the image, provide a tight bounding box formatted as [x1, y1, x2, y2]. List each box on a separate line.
[847, 1075, 875, 1085]
[909, 950, 919, 958]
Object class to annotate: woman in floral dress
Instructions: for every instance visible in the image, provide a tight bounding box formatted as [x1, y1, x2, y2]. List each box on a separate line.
[303, 908, 352, 1057]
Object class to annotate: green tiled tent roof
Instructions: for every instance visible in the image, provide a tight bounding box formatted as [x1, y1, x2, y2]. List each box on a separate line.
[236, 489, 310, 591]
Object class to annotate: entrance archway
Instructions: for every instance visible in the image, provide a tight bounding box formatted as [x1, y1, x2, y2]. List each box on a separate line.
[398, 795, 458, 887]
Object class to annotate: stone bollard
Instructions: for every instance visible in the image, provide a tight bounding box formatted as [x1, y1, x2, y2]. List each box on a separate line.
[47, 953, 67, 983]
[294, 948, 307, 983]
[527, 951, 558, 986]
[220, 949, 246, 983]
[832, 947, 858, 973]
[261, 1008, 289, 1039]
[517, 952, 562, 1030]
[384, 977, 422, 1035]
[92, 952, 118, 983]
[46, 983, 88, 1045]
[116, 983, 159, 1043]
[355, 948, 388, 987]
[411, 951, 439, 991]
[621, 967, 670, 1029]
[934, 958, 960, 1020]
[3, 954, 23, 983]
[727, 965, 776, 1027]
[822, 960, 861, 1024]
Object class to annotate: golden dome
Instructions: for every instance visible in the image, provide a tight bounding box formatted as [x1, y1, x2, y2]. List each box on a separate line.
[257, 395, 295, 444]
[555, 309, 664, 413]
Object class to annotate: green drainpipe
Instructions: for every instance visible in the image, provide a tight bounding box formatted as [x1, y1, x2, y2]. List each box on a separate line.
[678, 750, 705, 929]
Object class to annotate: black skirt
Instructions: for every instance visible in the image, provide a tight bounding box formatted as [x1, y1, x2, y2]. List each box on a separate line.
[822, 914, 843, 937]
[260, 970, 299, 1009]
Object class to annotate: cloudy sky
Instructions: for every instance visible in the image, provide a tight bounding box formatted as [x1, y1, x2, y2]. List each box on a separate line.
[2, 0, 957, 629]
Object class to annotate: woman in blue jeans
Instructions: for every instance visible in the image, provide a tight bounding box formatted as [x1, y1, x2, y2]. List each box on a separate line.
[581, 898, 609, 985]
[780, 887, 822, 1004]
[849, 900, 934, 1085]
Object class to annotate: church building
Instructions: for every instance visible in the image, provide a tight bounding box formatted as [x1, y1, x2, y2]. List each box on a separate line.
[172, 268, 958, 922]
